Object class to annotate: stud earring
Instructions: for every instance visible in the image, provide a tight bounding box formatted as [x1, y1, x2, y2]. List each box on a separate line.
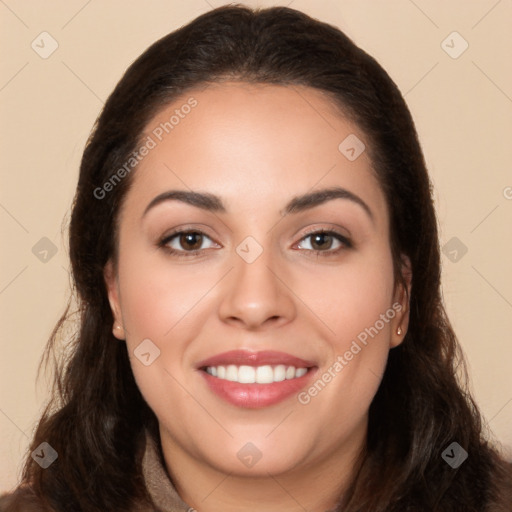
[397, 326, 402, 336]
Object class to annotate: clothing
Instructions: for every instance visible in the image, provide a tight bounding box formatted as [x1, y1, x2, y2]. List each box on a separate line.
[140, 433, 190, 511]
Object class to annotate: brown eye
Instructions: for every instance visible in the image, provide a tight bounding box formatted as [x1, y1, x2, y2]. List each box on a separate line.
[309, 233, 335, 251]
[179, 232, 203, 251]
[296, 230, 352, 256]
[159, 230, 217, 256]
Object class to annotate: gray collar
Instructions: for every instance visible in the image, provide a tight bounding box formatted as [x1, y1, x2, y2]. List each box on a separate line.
[141, 431, 192, 512]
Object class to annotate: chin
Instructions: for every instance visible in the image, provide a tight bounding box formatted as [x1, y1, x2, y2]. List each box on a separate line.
[196, 431, 314, 476]
[210, 447, 307, 477]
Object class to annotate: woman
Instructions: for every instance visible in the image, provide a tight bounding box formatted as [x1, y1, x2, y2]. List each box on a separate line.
[1, 5, 511, 511]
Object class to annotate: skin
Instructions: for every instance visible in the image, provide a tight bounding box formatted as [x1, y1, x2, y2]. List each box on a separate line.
[105, 82, 411, 512]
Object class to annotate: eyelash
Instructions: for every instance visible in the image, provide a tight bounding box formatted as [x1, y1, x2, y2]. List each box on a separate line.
[158, 227, 352, 259]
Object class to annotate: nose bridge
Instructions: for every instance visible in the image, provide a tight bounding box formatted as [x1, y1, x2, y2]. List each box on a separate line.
[217, 235, 296, 329]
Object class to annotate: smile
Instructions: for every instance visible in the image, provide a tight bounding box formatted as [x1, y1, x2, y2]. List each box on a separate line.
[204, 364, 308, 383]
[197, 350, 317, 408]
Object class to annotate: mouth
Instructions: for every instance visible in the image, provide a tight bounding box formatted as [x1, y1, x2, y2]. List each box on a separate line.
[204, 364, 308, 383]
[196, 350, 318, 408]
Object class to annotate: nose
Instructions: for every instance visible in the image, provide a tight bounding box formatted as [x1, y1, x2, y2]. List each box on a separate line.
[218, 245, 296, 331]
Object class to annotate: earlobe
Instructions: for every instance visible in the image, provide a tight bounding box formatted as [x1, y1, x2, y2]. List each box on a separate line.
[103, 260, 125, 339]
[391, 255, 412, 348]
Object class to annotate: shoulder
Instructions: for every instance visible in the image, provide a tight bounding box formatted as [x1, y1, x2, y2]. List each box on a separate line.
[0, 486, 49, 512]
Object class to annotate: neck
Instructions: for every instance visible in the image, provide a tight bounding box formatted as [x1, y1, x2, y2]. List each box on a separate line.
[159, 422, 366, 512]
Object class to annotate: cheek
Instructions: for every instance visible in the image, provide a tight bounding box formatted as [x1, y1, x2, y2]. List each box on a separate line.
[295, 247, 395, 350]
[115, 249, 221, 400]
[117, 251, 215, 345]
[116, 254, 214, 423]
[294, 248, 395, 416]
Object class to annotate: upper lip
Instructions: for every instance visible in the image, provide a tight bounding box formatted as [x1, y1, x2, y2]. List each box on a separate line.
[196, 350, 317, 369]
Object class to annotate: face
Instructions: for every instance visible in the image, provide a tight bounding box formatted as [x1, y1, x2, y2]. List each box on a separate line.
[105, 82, 410, 479]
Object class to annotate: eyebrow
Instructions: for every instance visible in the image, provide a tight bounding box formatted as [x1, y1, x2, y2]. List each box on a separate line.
[143, 186, 374, 221]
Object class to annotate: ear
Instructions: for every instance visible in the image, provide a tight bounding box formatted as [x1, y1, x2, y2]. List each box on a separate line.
[104, 259, 125, 340]
[390, 254, 412, 348]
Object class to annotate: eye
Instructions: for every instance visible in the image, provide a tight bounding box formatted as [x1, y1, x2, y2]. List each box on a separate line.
[296, 230, 352, 256]
[159, 230, 218, 257]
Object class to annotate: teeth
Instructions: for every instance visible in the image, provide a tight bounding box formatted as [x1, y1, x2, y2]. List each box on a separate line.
[226, 365, 238, 382]
[295, 368, 307, 377]
[285, 365, 295, 379]
[204, 364, 309, 383]
[238, 365, 255, 383]
[274, 364, 286, 382]
[256, 365, 273, 383]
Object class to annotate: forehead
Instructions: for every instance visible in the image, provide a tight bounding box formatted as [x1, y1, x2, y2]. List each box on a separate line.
[121, 82, 387, 225]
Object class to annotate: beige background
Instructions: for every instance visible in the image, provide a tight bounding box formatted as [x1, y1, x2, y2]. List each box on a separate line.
[1, 0, 511, 491]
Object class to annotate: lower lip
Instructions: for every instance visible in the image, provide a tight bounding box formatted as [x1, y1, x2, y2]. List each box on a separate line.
[200, 369, 316, 408]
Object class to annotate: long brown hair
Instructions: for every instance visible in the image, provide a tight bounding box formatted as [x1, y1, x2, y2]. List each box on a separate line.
[17, 4, 510, 511]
